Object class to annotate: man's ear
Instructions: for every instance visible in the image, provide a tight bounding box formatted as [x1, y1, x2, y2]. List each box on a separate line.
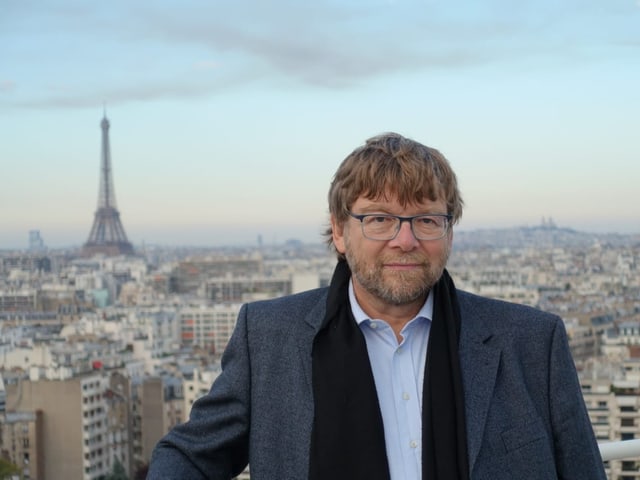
[331, 215, 346, 254]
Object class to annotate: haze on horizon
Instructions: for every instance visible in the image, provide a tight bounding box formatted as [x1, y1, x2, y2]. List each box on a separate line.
[1, 0, 639, 250]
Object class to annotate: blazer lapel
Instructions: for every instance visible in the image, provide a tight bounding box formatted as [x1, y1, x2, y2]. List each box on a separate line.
[458, 299, 502, 474]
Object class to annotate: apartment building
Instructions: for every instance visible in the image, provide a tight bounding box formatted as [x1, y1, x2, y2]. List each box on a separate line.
[170, 255, 264, 294]
[581, 358, 640, 480]
[178, 303, 243, 354]
[0, 288, 37, 312]
[182, 366, 221, 413]
[3, 371, 131, 480]
[0, 410, 43, 480]
[131, 376, 186, 469]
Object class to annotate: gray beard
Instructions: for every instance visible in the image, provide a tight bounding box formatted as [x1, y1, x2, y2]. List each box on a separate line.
[346, 251, 446, 306]
[352, 268, 433, 306]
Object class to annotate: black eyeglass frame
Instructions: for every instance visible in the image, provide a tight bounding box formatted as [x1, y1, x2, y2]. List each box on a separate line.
[347, 211, 453, 241]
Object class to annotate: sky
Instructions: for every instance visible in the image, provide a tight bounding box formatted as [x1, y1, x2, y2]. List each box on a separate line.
[1, 0, 639, 249]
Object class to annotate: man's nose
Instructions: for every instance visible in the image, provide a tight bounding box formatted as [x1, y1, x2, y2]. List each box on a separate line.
[390, 220, 419, 250]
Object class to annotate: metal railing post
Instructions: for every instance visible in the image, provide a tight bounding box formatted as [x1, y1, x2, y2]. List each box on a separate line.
[599, 439, 640, 461]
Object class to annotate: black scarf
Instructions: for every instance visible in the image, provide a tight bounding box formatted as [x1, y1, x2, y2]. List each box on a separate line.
[309, 260, 469, 480]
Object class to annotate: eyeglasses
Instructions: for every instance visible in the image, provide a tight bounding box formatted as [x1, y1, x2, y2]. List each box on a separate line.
[348, 212, 452, 241]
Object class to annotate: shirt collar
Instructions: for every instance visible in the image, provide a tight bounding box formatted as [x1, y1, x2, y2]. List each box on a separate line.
[348, 279, 434, 326]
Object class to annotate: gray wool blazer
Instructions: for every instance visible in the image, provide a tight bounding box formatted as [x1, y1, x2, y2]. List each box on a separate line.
[147, 287, 606, 480]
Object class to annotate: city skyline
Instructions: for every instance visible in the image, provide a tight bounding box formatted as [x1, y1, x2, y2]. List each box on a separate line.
[1, 0, 639, 249]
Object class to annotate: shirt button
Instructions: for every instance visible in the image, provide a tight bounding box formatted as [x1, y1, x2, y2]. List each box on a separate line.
[402, 392, 410, 401]
[370, 323, 378, 329]
[410, 440, 418, 449]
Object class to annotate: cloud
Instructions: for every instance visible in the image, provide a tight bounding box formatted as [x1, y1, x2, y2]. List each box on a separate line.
[193, 60, 220, 71]
[3, 0, 638, 109]
[0, 80, 16, 92]
[128, 2, 511, 88]
[4, 74, 248, 109]
[128, 0, 638, 87]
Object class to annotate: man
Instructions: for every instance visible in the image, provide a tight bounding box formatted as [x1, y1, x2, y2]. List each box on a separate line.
[147, 133, 606, 479]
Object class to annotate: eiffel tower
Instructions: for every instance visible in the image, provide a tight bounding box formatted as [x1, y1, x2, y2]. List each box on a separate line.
[82, 113, 134, 257]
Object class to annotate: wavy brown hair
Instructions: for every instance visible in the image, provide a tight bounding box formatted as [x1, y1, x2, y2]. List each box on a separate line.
[324, 132, 464, 258]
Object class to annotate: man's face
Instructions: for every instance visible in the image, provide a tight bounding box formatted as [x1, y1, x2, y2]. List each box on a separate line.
[331, 194, 453, 309]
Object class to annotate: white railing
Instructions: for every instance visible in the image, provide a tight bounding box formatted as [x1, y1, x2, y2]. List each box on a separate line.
[599, 439, 640, 461]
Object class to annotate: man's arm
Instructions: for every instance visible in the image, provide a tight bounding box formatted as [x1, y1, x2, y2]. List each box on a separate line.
[548, 316, 607, 479]
[146, 304, 252, 479]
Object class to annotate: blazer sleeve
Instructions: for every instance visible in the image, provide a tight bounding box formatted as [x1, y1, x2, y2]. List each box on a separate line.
[146, 304, 252, 479]
[549, 316, 606, 479]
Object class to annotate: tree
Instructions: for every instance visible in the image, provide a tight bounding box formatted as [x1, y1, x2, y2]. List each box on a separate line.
[103, 458, 129, 480]
[0, 457, 20, 480]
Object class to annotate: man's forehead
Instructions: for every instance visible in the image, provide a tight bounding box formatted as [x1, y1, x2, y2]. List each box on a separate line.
[354, 193, 446, 210]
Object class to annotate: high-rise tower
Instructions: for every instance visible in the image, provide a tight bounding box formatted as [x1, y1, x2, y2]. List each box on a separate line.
[82, 113, 134, 257]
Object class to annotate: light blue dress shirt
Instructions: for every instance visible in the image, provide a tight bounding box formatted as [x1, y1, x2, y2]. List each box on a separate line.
[349, 280, 433, 480]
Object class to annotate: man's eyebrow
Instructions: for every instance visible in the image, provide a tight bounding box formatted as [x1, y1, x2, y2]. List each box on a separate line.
[355, 205, 394, 214]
